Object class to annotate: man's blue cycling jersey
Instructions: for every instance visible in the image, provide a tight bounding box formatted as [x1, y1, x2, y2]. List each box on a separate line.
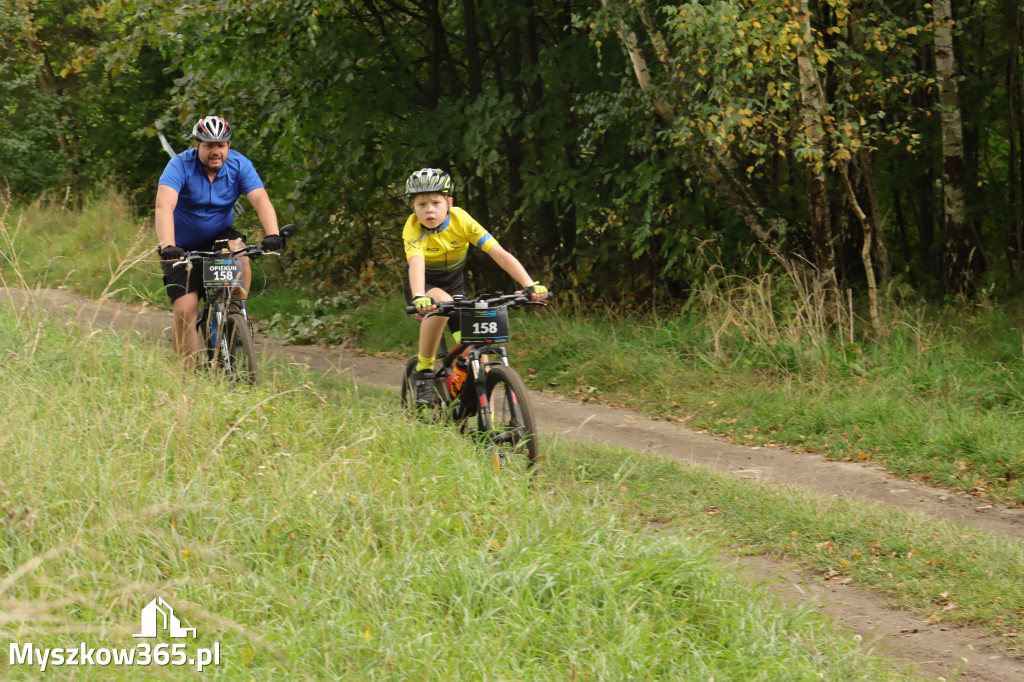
[158, 147, 264, 249]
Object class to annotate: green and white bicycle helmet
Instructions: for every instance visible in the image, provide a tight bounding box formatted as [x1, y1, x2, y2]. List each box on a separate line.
[192, 115, 233, 142]
[405, 168, 454, 197]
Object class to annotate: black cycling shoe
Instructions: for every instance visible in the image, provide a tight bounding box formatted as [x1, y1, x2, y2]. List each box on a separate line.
[412, 369, 438, 406]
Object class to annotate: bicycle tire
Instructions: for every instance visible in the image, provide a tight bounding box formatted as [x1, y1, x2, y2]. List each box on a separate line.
[196, 306, 216, 370]
[480, 365, 539, 470]
[223, 312, 258, 385]
[400, 356, 418, 409]
[401, 356, 453, 423]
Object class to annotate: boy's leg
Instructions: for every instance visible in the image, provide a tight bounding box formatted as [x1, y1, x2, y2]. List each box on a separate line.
[412, 287, 454, 405]
[417, 316, 448, 367]
[415, 287, 454, 368]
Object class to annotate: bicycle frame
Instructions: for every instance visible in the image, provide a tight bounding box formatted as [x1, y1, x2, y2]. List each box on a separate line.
[441, 340, 510, 429]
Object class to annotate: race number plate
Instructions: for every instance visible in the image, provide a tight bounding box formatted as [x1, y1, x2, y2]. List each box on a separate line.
[203, 256, 243, 288]
[459, 307, 510, 343]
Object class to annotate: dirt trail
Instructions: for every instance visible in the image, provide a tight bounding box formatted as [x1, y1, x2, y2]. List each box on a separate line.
[5, 286, 1024, 681]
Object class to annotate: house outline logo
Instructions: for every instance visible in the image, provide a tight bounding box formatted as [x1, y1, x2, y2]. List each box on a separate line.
[132, 597, 197, 639]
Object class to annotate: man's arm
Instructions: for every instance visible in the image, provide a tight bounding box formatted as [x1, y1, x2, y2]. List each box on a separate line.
[155, 184, 179, 249]
[246, 187, 280, 237]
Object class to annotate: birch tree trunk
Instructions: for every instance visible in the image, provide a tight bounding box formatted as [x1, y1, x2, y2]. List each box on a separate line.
[795, 0, 837, 294]
[934, 0, 981, 295]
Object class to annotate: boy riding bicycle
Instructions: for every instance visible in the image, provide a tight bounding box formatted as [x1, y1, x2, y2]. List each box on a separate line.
[402, 168, 547, 406]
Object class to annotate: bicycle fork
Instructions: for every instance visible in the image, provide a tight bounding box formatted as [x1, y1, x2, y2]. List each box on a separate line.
[464, 345, 509, 431]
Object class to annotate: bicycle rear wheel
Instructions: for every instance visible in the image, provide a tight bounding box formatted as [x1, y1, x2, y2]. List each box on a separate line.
[480, 365, 539, 471]
[401, 357, 452, 422]
[221, 312, 258, 385]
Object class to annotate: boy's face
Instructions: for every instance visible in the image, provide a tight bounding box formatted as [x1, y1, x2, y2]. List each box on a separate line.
[412, 193, 453, 230]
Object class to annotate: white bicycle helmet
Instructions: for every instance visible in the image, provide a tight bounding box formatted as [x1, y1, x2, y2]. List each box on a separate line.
[405, 168, 454, 197]
[192, 116, 233, 142]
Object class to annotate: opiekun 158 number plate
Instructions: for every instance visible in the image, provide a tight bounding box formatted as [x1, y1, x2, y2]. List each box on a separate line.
[203, 257, 243, 288]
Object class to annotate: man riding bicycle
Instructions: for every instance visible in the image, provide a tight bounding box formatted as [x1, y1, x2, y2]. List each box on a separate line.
[155, 115, 284, 368]
[401, 167, 548, 406]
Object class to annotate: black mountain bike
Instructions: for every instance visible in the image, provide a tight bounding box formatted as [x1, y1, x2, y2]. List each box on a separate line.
[402, 292, 550, 471]
[174, 223, 297, 384]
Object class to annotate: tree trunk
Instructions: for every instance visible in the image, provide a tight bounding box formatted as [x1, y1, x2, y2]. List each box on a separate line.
[934, 0, 982, 296]
[427, 0, 443, 108]
[855, 151, 891, 288]
[1007, 0, 1023, 272]
[460, 0, 491, 229]
[795, 0, 837, 292]
[501, 5, 526, 257]
[839, 163, 881, 334]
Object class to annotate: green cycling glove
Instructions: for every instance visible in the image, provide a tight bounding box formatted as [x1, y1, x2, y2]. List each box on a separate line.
[523, 281, 548, 297]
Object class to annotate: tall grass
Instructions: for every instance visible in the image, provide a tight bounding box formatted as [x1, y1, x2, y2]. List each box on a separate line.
[0, 298, 916, 679]
[325, 235, 1024, 504]
[11, 190, 1024, 679]
[1, 190, 163, 305]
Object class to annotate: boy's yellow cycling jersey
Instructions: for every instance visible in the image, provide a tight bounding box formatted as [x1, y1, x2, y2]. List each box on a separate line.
[403, 207, 497, 283]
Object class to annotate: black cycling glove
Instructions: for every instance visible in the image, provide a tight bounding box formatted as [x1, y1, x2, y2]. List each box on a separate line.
[261, 234, 285, 252]
[159, 245, 185, 261]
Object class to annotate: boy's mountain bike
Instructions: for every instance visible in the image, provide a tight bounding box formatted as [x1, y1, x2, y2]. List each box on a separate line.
[402, 292, 550, 472]
[173, 223, 297, 385]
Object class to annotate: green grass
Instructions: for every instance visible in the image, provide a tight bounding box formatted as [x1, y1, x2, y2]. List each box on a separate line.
[16, 191, 1024, 507]
[0, 303, 918, 680]
[10, 189, 1024, 678]
[1, 192, 164, 305]
[545, 440, 1024, 637]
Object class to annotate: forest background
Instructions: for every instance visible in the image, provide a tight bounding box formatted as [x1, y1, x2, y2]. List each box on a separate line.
[3, 0, 1024, 316]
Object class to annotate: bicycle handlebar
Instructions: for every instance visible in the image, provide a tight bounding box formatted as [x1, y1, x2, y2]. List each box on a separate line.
[169, 223, 298, 268]
[405, 291, 552, 316]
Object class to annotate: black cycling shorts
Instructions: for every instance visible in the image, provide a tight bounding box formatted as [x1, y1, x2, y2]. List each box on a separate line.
[161, 228, 247, 303]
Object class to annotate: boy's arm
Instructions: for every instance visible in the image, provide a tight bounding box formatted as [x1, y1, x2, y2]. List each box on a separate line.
[407, 256, 436, 311]
[407, 255, 427, 294]
[405, 251, 425, 288]
[487, 244, 536, 289]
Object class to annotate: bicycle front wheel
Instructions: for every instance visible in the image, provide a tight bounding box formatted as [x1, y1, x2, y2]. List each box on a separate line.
[480, 365, 539, 471]
[400, 357, 418, 409]
[196, 306, 216, 370]
[222, 312, 258, 385]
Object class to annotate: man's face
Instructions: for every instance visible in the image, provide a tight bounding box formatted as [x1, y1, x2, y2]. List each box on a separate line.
[195, 140, 230, 171]
[412, 193, 453, 229]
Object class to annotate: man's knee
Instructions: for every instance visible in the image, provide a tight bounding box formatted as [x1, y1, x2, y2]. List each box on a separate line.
[173, 294, 199, 318]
